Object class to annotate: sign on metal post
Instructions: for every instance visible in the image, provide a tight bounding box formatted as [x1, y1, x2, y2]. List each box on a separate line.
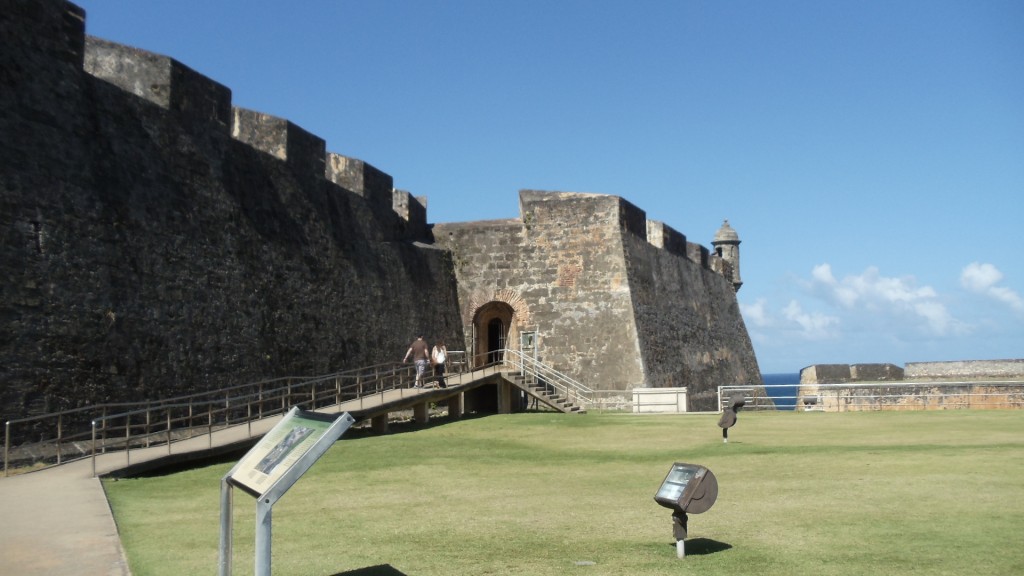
[219, 407, 355, 576]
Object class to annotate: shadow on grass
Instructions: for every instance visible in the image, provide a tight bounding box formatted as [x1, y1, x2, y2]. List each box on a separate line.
[330, 564, 407, 576]
[671, 538, 733, 555]
[108, 412, 497, 478]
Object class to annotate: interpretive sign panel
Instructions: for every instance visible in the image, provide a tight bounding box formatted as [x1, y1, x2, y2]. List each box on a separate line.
[226, 407, 352, 498]
[219, 407, 355, 576]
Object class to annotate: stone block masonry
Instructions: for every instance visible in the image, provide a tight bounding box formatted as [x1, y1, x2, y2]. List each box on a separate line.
[0, 0, 461, 422]
[1, 0, 764, 420]
[434, 191, 763, 411]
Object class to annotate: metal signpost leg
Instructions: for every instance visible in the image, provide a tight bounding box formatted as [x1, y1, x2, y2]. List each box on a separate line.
[221, 410, 355, 576]
[255, 499, 273, 576]
[218, 480, 234, 576]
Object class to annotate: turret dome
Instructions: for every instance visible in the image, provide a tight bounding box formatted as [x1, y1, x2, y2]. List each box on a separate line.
[713, 220, 739, 243]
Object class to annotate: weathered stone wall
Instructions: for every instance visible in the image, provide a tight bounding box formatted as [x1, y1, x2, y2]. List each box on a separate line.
[797, 361, 1024, 411]
[797, 382, 1024, 411]
[904, 360, 1024, 381]
[434, 192, 646, 389]
[1, 0, 766, 420]
[850, 363, 904, 381]
[434, 190, 763, 411]
[800, 364, 853, 384]
[624, 221, 762, 409]
[801, 361, 1023, 384]
[801, 363, 904, 384]
[0, 0, 462, 422]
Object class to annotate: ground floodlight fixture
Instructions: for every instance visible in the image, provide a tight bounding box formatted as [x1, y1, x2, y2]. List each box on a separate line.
[717, 392, 746, 443]
[654, 462, 718, 559]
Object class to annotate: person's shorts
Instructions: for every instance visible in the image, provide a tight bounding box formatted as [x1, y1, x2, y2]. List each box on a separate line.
[415, 359, 428, 376]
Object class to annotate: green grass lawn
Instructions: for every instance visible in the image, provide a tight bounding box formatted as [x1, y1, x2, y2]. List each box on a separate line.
[103, 410, 1024, 576]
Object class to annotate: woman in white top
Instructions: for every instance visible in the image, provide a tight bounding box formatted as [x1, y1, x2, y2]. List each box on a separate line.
[431, 339, 448, 388]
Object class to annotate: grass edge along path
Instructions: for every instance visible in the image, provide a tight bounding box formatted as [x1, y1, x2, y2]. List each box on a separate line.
[103, 410, 1024, 576]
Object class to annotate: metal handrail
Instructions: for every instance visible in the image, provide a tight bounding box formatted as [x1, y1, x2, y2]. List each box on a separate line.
[718, 380, 1024, 412]
[2, 350, 514, 476]
[4, 359, 449, 476]
[499, 348, 594, 408]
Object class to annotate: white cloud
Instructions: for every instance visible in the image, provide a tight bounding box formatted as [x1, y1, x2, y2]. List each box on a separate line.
[960, 262, 1002, 291]
[810, 264, 860, 307]
[913, 301, 954, 335]
[806, 264, 953, 335]
[740, 298, 771, 328]
[781, 299, 839, 341]
[961, 262, 1024, 313]
[738, 296, 839, 343]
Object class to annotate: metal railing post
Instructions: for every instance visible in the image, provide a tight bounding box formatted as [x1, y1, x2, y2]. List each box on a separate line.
[91, 420, 97, 478]
[4, 421, 10, 477]
[124, 414, 131, 468]
[208, 404, 214, 449]
[56, 413, 63, 465]
[101, 407, 108, 453]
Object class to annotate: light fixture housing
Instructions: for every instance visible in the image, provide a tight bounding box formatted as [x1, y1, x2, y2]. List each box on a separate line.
[654, 462, 718, 514]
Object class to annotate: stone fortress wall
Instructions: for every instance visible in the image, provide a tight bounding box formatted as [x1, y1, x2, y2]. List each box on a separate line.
[800, 360, 1024, 384]
[434, 191, 761, 410]
[1, 0, 763, 420]
[1, 1, 462, 421]
[797, 360, 1024, 411]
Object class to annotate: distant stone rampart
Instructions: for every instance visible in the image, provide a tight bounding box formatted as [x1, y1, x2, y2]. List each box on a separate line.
[904, 359, 1024, 381]
[800, 360, 1023, 384]
[797, 360, 1024, 411]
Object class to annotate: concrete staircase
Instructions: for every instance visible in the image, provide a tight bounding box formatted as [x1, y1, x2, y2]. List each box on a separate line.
[504, 372, 586, 414]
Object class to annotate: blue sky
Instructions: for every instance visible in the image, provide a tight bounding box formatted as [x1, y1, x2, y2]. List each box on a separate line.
[74, 0, 1023, 374]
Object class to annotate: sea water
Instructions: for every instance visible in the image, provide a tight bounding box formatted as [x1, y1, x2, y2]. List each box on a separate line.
[762, 373, 801, 410]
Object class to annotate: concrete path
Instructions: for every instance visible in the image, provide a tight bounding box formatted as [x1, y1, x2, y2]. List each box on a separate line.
[0, 413, 287, 576]
[0, 458, 130, 576]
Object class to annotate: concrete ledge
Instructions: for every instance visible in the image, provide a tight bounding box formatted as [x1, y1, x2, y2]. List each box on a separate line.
[633, 387, 688, 413]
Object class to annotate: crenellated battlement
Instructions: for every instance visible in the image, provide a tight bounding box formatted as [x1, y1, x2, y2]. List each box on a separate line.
[231, 107, 326, 185]
[0, 0, 761, 419]
[516, 189, 729, 277]
[80, 28, 426, 235]
[645, 220, 688, 258]
[76, 11, 726, 276]
[84, 37, 232, 131]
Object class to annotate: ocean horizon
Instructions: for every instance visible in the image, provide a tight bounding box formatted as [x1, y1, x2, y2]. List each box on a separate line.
[762, 372, 801, 410]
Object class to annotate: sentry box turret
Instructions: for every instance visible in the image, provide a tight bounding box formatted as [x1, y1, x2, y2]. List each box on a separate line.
[653, 462, 718, 558]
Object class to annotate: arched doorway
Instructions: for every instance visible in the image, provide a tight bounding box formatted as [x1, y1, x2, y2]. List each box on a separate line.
[473, 301, 515, 367]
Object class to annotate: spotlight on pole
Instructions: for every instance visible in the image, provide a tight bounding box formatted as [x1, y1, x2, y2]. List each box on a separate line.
[653, 462, 718, 559]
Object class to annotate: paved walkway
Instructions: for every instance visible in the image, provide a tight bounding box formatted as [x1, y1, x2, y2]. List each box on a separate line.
[0, 413, 288, 576]
[1, 457, 131, 575]
[0, 373, 499, 575]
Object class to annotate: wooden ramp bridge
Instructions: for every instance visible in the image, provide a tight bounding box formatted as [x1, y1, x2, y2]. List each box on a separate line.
[3, 349, 593, 478]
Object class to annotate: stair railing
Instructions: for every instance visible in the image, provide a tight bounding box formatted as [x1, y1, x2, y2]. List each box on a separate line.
[499, 349, 593, 409]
